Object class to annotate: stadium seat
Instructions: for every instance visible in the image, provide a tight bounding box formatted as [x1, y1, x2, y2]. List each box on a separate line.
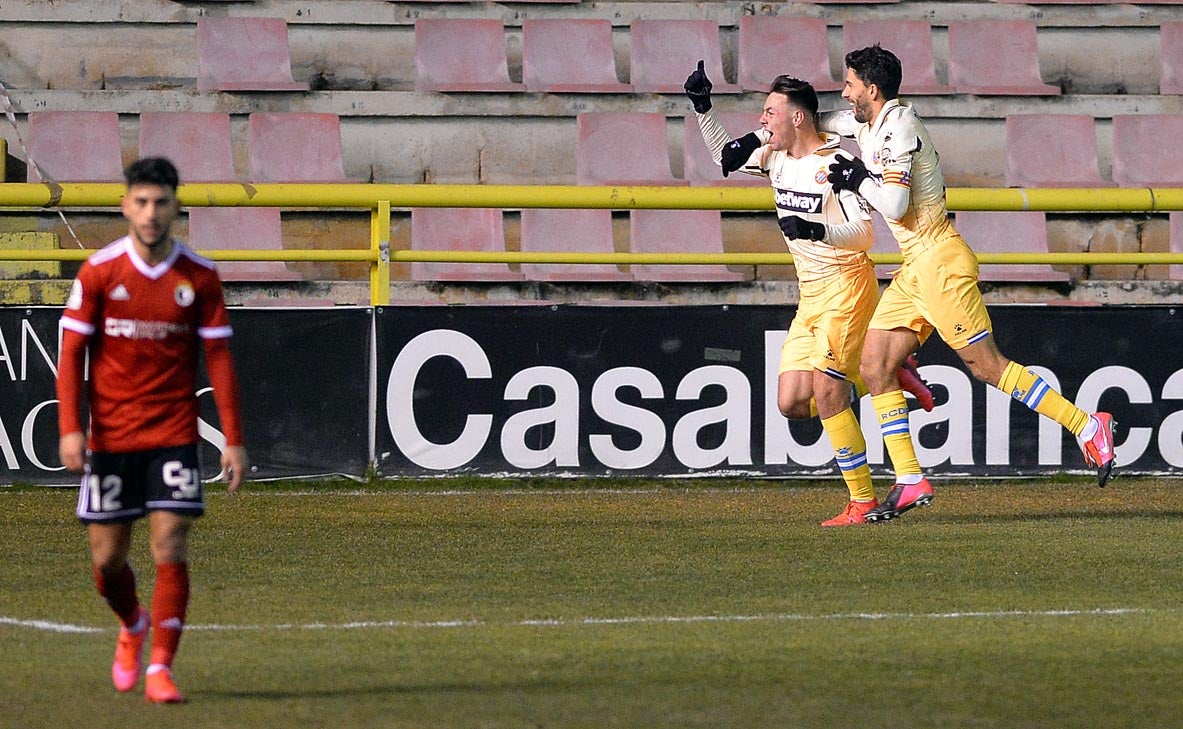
[522, 20, 630, 93]
[1163, 23, 1183, 94]
[576, 112, 683, 186]
[869, 212, 901, 280]
[519, 209, 631, 281]
[26, 111, 122, 182]
[410, 208, 524, 282]
[196, 17, 309, 92]
[683, 113, 765, 187]
[629, 210, 751, 282]
[954, 211, 1072, 282]
[248, 113, 349, 182]
[138, 112, 236, 182]
[414, 19, 524, 92]
[1005, 115, 1104, 188]
[947, 21, 1060, 96]
[187, 207, 303, 282]
[1169, 213, 1183, 280]
[1112, 115, 1183, 187]
[842, 21, 954, 95]
[629, 19, 740, 94]
[737, 17, 842, 93]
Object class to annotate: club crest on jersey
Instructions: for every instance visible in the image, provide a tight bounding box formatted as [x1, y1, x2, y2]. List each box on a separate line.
[174, 282, 195, 307]
[814, 168, 828, 184]
[773, 188, 823, 214]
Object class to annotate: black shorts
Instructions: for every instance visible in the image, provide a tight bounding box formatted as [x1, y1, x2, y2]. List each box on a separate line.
[75, 443, 205, 523]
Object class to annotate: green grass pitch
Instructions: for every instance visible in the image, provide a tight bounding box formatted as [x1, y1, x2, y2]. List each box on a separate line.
[2, 478, 1181, 728]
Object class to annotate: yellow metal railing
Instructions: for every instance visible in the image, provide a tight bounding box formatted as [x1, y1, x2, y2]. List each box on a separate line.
[3, 182, 1183, 306]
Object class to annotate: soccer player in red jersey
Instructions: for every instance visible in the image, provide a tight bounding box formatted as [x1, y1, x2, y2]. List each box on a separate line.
[57, 157, 248, 703]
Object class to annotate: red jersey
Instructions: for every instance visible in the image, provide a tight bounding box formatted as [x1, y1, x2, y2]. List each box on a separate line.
[59, 237, 237, 452]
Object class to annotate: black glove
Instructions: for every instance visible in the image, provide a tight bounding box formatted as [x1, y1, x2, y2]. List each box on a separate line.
[827, 155, 870, 193]
[720, 132, 761, 178]
[778, 215, 826, 242]
[684, 59, 713, 114]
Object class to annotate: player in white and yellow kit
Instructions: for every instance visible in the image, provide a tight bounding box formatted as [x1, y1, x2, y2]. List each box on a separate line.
[685, 64, 931, 526]
[820, 45, 1117, 522]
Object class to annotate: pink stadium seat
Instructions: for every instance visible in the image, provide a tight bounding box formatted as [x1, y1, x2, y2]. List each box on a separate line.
[576, 112, 683, 186]
[188, 207, 302, 282]
[842, 21, 954, 95]
[1005, 115, 1104, 188]
[138, 112, 236, 182]
[797, 0, 900, 3]
[738, 17, 841, 93]
[414, 19, 524, 92]
[519, 209, 632, 281]
[26, 112, 122, 182]
[947, 21, 1059, 96]
[630, 210, 750, 282]
[1169, 213, 1183, 280]
[196, 17, 308, 92]
[629, 20, 740, 94]
[683, 113, 765, 187]
[1112, 115, 1183, 187]
[410, 208, 524, 282]
[869, 212, 901, 280]
[248, 113, 348, 182]
[1162, 23, 1183, 94]
[954, 211, 1071, 282]
[522, 20, 630, 93]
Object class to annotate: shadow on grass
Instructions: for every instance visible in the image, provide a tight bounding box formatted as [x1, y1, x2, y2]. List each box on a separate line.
[929, 509, 1183, 525]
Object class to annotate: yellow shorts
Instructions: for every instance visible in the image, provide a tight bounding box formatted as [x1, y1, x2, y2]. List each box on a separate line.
[780, 263, 879, 380]
[869, 230, 993, 350]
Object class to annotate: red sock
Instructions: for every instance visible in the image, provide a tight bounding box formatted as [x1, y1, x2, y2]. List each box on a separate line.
[93, 562, 140, 627]
[150, 562, 190, 668]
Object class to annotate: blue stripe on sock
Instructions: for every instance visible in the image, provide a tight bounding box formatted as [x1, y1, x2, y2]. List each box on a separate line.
[1023, 379, 1050, 409]
[836, 452, 868, 471]
[968, 330, 990, 345]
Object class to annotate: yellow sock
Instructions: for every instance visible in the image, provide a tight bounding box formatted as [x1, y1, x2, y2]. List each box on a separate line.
[871, 391, 921, 478]
[820, 409, 875, 502]
[998, 361, 1090, 436]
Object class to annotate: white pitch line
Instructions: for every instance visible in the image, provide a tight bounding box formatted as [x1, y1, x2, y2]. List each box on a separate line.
[1, 607, 1157, 635]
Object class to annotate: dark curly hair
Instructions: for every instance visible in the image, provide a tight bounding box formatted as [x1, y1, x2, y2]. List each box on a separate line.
[844, 44, 902, 100]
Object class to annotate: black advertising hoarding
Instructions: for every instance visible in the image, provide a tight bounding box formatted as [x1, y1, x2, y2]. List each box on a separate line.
[0, 307, 370, 484]
[375, 305, 1183, 478]
[3, 304, 1181, 483]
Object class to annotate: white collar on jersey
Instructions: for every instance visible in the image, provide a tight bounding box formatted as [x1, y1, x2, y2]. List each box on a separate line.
[121, 235, 182, 280]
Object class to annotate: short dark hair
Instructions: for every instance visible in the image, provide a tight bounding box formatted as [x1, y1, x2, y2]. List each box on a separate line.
[769, 75, 819, 125]
[844, 44, 902, 100]
[124, 157, 180, 191]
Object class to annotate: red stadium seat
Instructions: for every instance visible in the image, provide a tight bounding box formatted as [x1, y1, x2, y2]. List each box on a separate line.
[842, 21, 954, 95]
[576, 112, 683, 186]
[948, 20, 1060, 96]
[683, 113, 765, 187]
[196, 17, 308, 92]
[188, 207, 303, 282]
[248, 112, 349, 182]
[629, 19, 740, 94]
[629, 210, 751, 282]
[138, 112, 236, 182]
[955, 211, 1072, 282]
[1005, 115, 1104, 188]
[522, 20, 630, 93]
[1163, 23, 1183, 94]
[1112, 115, 1183, 187]
[26, 112, 122, 182]
[414, 19, 524, 92]
[738, 17, 842, 93]
[519, 209, 632, 281]
[869, 212, 902, 280]
[410, 208, 524, 282]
